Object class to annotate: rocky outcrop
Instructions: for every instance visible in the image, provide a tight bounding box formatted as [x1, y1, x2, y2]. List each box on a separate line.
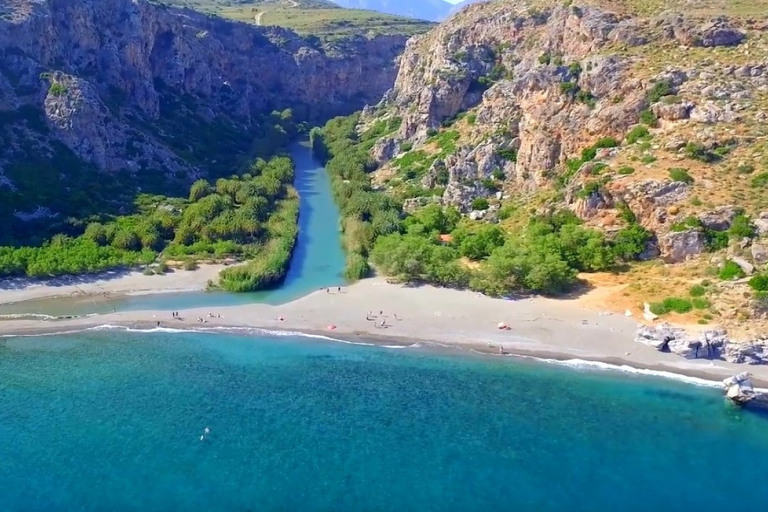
[699, 206, 740, 231]
[724, 340, 768, 365]
[375, 2, 648, 184]
[658, 229, 706, 263]
[0, 0, 406, 175]
[635, 324, 728, 359]
[636, 324, 768, 366]
[723, 373, 758, 405]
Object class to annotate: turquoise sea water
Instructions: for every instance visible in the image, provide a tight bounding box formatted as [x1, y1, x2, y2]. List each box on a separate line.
[1, 329, 767, 511]
[0, 140, 345, 317]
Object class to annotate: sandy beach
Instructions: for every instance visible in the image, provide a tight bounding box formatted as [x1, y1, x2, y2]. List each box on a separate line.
[0, 264, 228, 305]
[2, 273, 767, 388]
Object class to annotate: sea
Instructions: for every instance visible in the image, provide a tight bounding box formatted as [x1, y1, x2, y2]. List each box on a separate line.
[1, 142, 768, 511]
[1, 328, 768, 511]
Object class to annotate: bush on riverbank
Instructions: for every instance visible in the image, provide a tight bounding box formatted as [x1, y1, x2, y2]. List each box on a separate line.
[0, 156, 298, 280]
[313, 114, 403, 280]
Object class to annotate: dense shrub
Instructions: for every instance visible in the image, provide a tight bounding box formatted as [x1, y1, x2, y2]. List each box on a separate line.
[751, 172, 768, 188]
[471, 198, 490, 210]
[719, 260, 746, 281]
[729, 214, 754, 238]
[669, 168, 694, 184]
[618, 166, 635, 175]
[626, 126, 650, 144]
[649, 297, 693, 315]
[692, 297, 711, 310]
[749, 274, 768, 292]
[689, 284, 706, 297]
[639, 109, 658, 127]
[647, 80, 673, 103]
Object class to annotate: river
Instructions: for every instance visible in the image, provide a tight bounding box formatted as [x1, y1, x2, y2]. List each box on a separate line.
[0, 140, 346, 316]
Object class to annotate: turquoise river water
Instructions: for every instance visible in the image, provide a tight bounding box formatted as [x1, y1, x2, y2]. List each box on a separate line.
[1, 139, 768, 511]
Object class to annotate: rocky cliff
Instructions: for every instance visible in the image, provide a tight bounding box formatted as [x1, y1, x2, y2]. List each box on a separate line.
[0, 0, 406, 231]
[357, 0, 768, 334]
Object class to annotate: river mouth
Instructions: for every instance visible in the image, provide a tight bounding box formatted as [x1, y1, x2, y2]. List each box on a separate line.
[0, 140, 346, 317]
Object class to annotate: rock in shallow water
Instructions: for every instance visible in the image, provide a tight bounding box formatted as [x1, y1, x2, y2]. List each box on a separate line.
[723, 373, 757, 405]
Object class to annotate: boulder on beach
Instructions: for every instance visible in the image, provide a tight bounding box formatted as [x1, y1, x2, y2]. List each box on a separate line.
[635, 324, 728, 359]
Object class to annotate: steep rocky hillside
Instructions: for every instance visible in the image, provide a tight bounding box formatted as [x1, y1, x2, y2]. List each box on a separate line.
[0, 0, 406, 243]
[352, 0, 768, 334]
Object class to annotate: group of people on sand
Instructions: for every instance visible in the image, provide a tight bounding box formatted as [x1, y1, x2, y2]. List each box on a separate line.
[194, 313, 221, 323]
[325, 286, 343, 293]
[366, 310, 401, 329]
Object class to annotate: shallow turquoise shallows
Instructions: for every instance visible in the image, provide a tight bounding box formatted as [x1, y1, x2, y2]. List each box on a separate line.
[1, 329, 768, 511]
[0, 141, 346, 317]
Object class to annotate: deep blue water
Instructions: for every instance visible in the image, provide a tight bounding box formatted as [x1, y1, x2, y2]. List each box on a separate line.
[0, 140, 345, 317]
[1, 329, 767, 511]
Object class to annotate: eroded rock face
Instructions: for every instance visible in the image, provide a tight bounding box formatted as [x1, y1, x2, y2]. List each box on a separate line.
[0, 0, 406, 173]
[699, 205, 740, 231]
[658, 230, 706, 263]
[377, 2, 646, 183]
[724, 343, 768, 365]
[635, 324, 728, 359]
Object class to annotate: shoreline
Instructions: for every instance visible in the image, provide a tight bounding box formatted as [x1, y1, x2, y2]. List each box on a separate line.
[2, 276, 768, 389]
[5, 319, 768, 389]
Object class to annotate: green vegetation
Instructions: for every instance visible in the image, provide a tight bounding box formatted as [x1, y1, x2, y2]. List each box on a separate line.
[161, 0, 433, 40]
[719, 260, 746, 281]
[729, 214, 754, 238]
[471, 198, 490, 211]
[692, 297, 710, 310]
[684, 142, 721, 163]
[749, 274, 768, 292]
[0, 156, 297, 281]
[649, 297, 693, 316]
[626, 125, 650, 144]
[651, 296, 699, 315]
[647, 80, 673, 103]
[48, 82, 67, 97]
[668, 167, 694, 184]
[751, 172, 768, 188]
[618, 166, 635, 175]
[639, 109, 658, 127]
[689, 284, 706, 297]
[315, 112, 655, 295]
[670, 216, 701, 232]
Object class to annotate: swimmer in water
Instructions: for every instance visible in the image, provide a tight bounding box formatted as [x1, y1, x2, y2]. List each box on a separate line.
[204, 427, 210, 435]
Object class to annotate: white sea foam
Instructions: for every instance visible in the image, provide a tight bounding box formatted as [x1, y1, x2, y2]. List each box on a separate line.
[516, 355, 724, 388]
[0, 324, 756, 391]
[0, 313, 58, 321]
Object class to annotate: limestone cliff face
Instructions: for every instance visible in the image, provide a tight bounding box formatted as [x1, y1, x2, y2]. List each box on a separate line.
[0, 0, 406, 174]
